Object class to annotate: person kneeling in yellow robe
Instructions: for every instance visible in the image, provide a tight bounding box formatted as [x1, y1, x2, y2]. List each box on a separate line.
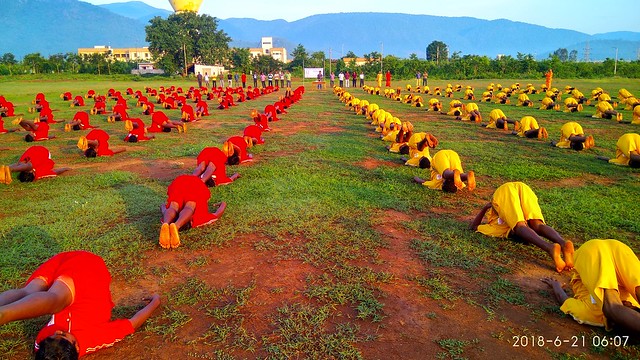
[413, 149, 475, 192]
[469, 181, 574, 273]
[542, 239, 640, 335]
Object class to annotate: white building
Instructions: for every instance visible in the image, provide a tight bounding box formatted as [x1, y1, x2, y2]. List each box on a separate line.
[249, 37, 288, 63]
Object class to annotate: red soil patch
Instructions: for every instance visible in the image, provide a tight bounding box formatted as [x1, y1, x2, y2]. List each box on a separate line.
[92, 234, 324, 360]
[359, 209, 605, 360]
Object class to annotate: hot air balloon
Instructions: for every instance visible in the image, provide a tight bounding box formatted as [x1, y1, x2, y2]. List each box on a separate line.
[168, 0, 203, 13]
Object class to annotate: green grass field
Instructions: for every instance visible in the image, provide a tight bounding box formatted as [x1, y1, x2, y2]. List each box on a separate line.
[0, 75, 639, 359]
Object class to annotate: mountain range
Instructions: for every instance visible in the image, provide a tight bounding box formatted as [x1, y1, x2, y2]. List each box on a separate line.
[1, 0, 639, 62]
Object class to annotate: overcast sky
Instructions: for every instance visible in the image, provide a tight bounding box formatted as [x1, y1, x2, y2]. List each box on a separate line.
[83, 0, 639, 35]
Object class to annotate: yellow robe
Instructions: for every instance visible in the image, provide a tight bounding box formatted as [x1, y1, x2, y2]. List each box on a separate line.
[382, 129, 399, 142]
[422, 150, 464, 190]
[564, 97, 580, 112]
[476, 182, 544, 238]
[517, 94, 531, 106]
[461, 103, 479, 121]
[555, 122, 584, 149]
[446, 100, 463, 116]
[593, 101, 614, 118]
[560, 239, 640, 330]
[486, 109, 506, 129]
[539, 97, 555, 110]
[516, 116, 539, 137]
[405, 132, 433, 167]
[609, 133, 640, 166]
[633, 105, 640, 125]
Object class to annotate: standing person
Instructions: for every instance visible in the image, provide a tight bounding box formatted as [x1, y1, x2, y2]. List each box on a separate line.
[344, 71, 350, 88]
[261, 73, 266, 88]
[330, 72, 335, 87]
[273, 72, 280, 88]
[241, 72, 247, 88]
[376, 71, 383, 88]
[212, 72, 217, 88]
[545, 68, 553, 89]
[253, 71, 258, 88]
[469, 181, 574, 273]
[267, 72, 274, 87]
[197, 72, 203, 88]
[0, 251, 161, 358]
[338, 71, 345, 87]
[280, 71, 285, 87]
[359, 71, 365, 87]
[218, 72, 224, 88]
[385, 70, 392, 87]
[415, 71, 421, 87]
[234, 72, 239, 87]
[285, 71, 292, 88]
[316, 71, 324, 90]
[204, 72, 210, 88]
[352, 71, 357, 87]
[227, 72, 233, 88]
[422, 71, 428, 86]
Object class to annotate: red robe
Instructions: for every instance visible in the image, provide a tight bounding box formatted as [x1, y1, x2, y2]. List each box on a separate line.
[73, 96, 85, 107]
[166, 175, 220, 227]
[86, 129, 114, 156]
[196, 147, 233, 185]
[225, 136, 252, 163]
[181, 104, 196, 122]
[19, 145, 57, 179]
[148, 111, 169, 132]
[73, 111, 95, 129]
[30, 251, 134, 357]
[32, 122, 51, 141]
[124, 118, 151, 141]
[195, 100, 209, 116]
[243, 125, 264, 144]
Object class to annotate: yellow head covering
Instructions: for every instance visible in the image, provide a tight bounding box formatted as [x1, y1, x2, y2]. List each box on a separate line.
[77, 136, 88, 151]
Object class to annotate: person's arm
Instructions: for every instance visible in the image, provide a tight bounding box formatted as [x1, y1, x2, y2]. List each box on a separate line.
[469, 202, 492, 230]
[541, 277, 569, 305]
[212, 202, 227, 217]
[128, 294, 161, 330]
[413, 176, 426, 184]
[0, 280, 72, 326]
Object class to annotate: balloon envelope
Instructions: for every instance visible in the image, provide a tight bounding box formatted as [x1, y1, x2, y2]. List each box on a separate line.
[168, 0, 203, 12]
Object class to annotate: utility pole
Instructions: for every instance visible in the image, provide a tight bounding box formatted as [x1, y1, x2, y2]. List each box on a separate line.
[329, 48, 332, 76]
[183, 43, 187, 77]
[583, 41, 590, 62]
[614, 47, 618, 76]
[380, 42, 383, 72]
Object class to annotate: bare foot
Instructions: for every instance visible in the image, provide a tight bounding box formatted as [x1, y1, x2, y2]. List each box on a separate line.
[169, 223, 181, 249]
[159, 223, 170, 249]
[467, 171, 476, 191]
[562, 241, 575, 270]
[453, 169, 463, 190]
[551, 243, 566, 273]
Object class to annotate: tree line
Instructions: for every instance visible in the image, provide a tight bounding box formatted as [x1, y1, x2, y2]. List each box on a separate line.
[2, 13, 638, 80]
